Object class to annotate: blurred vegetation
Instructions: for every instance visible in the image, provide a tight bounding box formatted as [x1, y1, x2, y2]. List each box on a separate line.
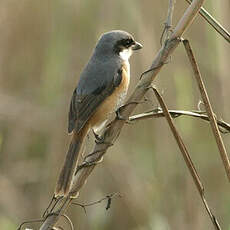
[0, 0, 229, 229]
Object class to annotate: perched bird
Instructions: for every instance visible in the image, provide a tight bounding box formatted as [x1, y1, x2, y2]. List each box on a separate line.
[55, 30, 142, 197]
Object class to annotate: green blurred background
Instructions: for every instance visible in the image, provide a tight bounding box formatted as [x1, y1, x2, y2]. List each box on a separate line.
[0, 0, 229, 229]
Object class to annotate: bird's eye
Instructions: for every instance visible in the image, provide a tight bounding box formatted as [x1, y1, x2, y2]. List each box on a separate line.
[124, 39, 133, 47]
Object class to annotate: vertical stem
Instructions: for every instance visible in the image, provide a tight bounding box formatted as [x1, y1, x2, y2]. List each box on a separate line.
[152, 87, 221, 230]
[183, 39, 230, 181]
[185, 0, 230, 43]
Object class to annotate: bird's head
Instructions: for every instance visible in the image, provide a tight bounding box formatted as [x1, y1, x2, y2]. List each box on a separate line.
[95, 30, 142, 60]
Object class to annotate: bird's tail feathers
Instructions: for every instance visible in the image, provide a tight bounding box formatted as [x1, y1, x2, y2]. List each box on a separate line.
[55, 127, 87, 197]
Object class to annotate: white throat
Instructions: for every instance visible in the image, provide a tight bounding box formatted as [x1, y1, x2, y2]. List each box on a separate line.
[119, 48, 133, 61]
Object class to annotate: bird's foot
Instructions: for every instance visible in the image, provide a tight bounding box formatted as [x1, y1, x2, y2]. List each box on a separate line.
[92, 129, 105, 144]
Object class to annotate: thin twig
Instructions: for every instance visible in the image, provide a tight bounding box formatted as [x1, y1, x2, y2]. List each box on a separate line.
[17, 219, 44, 230]
[151, 86, 221, 230]
[42, 195, 57, 218]
[72, 193, 121, 213]
[185, 0, 230, 43]
[166, 0, 174, 36]
[183, 39, 230, 181]
[39, 198, 72, 230]
[160, 0, 175, 45]
[129, 109, 230, 133]
[60, 214, 74, 230]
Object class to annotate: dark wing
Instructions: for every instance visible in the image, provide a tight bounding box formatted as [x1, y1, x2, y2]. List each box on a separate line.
[68, 68, 122, 133]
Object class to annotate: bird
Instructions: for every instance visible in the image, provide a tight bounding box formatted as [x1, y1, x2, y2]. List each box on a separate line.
[55, 30, 142, 197]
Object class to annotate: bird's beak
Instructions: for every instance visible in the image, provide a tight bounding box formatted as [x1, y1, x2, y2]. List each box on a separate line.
[132, 41, 143, 50]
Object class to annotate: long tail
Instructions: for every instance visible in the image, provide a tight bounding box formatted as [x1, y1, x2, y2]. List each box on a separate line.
[55, 126, 88, 197]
